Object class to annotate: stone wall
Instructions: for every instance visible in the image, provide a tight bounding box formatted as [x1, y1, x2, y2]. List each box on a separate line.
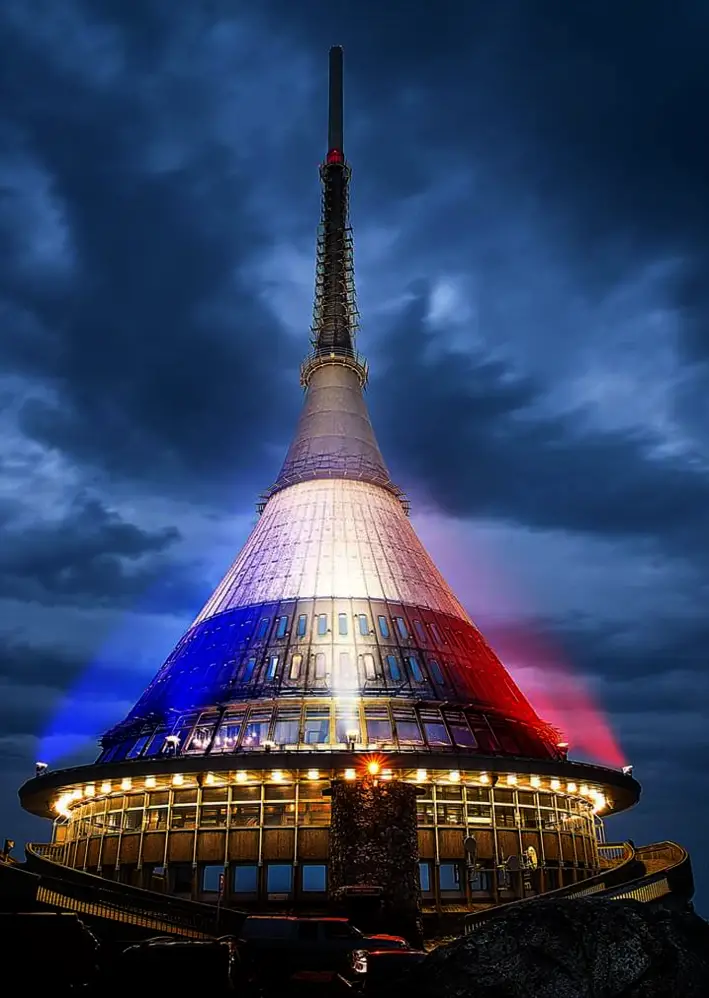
[328, 777, 422, 945]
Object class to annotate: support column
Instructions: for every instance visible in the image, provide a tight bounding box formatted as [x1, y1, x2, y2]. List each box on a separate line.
[328, 777, 422, 946]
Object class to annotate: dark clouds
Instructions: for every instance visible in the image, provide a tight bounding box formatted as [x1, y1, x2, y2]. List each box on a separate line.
[0, 0, 707, 909]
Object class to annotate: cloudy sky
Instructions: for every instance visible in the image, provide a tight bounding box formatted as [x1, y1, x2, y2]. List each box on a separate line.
[1, 1, 707, 909]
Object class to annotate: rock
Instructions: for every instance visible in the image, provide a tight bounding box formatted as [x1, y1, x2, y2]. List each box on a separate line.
[410, 898, 709, 998]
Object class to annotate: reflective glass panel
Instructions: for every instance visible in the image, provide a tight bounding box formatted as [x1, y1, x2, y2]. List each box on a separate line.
[234, 865, 259, 892]
[317, 614, 328, 636]
[363, 653, 376, 680]
[267, 864, 293, 894]
[377, 616, 390, 638]
[424, 722, 451, 745]
[289, 654, 302, 680]
[407, 656, 424, 682]
[358, 615, 370, 636]
[338, 613, 348, 636]
[303, 711, 330, 744]
[276, 615, 288, 639]
[395, 617, 409, 639]
[297, 614, 308, 637]
[386, 655, 401, 681]
[302, 865, 327, 892]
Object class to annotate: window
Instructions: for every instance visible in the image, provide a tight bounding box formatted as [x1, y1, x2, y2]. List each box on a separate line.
[314, 653, 327, 680]
[336, 710, 360, 744]
[242, 713, 272, 748]
[202, 865, 224, 892]
[419, 862, 432, 892]
[377, 615, 390, 638]
[469, 870, 492, 892]
[358, 615, 370, 636]
[184, 725, 215, 755]
[302, 864, 327, 892]
[365, 708, 393, 743]
[242, 657, 256, 682]
[338, 613, 348, 636]
[267, 864, 293, 894]
[429, 660, 445, 684]
[273, 711, 300, 745]
[363, 653, 376, 680]
[386, 655, 401, 681]
[337, 651, 356, 688]
[394, 617, 409, 640]
[289, 654, 302, 680]
[439, 863, 461, 892]
[266, 655, 279, 680]
[257, 618, 270, 639]
[317, 614, 328, 636]
[212, 714, 243, 753]
[423, 719, 451, 745]
[264, 804, 295, 826]
[303, 709, 330, 744]
[407, 656, 424, 682]
[297, 614, 308, 638]
[298, 801, 331, 825]
[126, 734, 151, 759]
[430, 623, 443, 644]
[449, 722, 477, 748]
[394, 713, 423, 744]
[414, 620, 427, 643]
[201, 805, 228, 828]
[231, 803, 260, 826]
[234, 865, 259, 893]
[276, 615, 288, 639]
[171, 807, 196, 830]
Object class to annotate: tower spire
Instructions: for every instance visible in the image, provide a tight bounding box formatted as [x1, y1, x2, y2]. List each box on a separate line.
[328, 45, 344, 156]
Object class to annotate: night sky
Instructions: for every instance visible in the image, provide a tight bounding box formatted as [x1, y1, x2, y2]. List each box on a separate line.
[1, 2, 707, 911]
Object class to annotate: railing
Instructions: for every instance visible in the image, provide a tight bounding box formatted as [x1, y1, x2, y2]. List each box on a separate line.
[463, 840, 694, 935]
[26, 843, 246, 938]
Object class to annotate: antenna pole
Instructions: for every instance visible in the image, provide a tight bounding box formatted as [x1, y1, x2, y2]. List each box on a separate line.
[328, 45, 344, 153]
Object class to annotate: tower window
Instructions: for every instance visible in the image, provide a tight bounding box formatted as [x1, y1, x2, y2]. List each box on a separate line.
[377, 615, 390, 638]
[429, 660, 445, 684]
[290, 654, 302, 680]
[302, 864, 327, 892]
[358, 614, 370, 636]
[394, 617, 409, 640]
[363, 653, 376, 680]
[419, 862, 432, 893]
[439, 863, 462, 892]
[276, 615, 288, 639]
[317, 614, 328, 636]
[297, 614, 308, 637]
[266, 655, 279, 680]
[242, 658, 256, 682]
[338, 613, 348, 636]
[430, 623, 444, 644]
[314, 653, 327, 679]
[414, 620, 427, 643]
[202, 865, 223, 893]
[267, 864, 293, 894]
[365, 708, 393, 743]
[257, 618, 270, 639]
[386, 655, 401, 681]
[407, 656, 424, 682]
[233, 865, 259, 894]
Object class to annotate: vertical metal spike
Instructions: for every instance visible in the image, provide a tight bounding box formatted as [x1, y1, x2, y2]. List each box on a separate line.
[328, 45, 344, 153]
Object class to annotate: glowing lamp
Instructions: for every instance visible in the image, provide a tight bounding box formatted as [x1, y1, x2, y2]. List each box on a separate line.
[550, 779, 561, 791]
[367, 761, 380, 776]
[205, 773, 216, 785]
[567, 782, 577, 793]
[100, 782, 111, 794]
[580, 784, 589, 796]
[479, 773, 490, 784]
[415, 769, 428, 782]
[236, 771, 247, 783]
[145, 776, 156, 789]
[506, 774, 517, 785]
[172, 773, 184, 786]
[344, 768, 356, 781]
[272, 770, 284, 782]
[121, 778, 132, 791]
[307, 769, 320, 781]
[85, 784, 95, 797]
[35, 761, 48, 777]
[531, 776, 541, 788]
[448, 770, 461, 783]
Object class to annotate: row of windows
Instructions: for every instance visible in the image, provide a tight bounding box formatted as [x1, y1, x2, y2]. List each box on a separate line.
[254, 612, 434, 644]
[231, 650, 445, 686]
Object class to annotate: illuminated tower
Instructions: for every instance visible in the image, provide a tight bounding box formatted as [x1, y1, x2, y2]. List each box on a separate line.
[21, 48, 639, 922]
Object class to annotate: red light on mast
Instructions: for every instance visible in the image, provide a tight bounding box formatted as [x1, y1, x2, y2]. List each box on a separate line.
[326, 148, 344, 165]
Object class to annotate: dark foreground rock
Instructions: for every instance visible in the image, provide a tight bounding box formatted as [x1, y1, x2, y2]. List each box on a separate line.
[411, 898, 709, 998]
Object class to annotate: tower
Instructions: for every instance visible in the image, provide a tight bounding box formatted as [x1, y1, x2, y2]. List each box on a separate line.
[20, 48, 639, 926]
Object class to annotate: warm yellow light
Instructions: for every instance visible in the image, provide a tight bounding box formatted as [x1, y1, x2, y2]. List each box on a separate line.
[580, 784, 589, 796]
[121, 778, 132, 791]
[531, 776, 541, 788]
[567, 782, 577, 793]
[344, 768, 356, 781]
[381, 769, 393, 780]
[272, 770, 284, 782]
[236, 771, 247, 783]
[367, 761, 380, 776]
[205, 772, 216, 785]
[551, 779, 561, 790]
[415, 769, 428, 782]
[448, 770, 460, 783]
[506, 774, 517, 785]
[172, 773, 184, 786]
[307, 769, 320, 781]
[84, 784, 95, 797]
[479, 773, 490, 784]
[54, 793, 72, 817]
[100, 781, 111, 794]
[145, 776, 156, 789]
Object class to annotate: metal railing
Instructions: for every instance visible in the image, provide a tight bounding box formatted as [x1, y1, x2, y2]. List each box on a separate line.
[26, 843, 245, 937]
[464, 840, 691, 935]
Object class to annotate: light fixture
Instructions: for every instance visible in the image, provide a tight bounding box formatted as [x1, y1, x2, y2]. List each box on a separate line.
[506, 774, 517, 785]
[550, 779, 560, 791]
[344, 768, 356, 781]
[415, 769, 428, 782]
[35, 761, 48, 777]
[272, 770, 284, 782]
[165, 734, 180, 746]
[307, 769, 320, 781]
[121, 778, 132, 791]
[205, 773, 216, 785]
[145, 776, 156, 789]
[580, 784, 589, 796]
[263, 740, 275, 753]
[479, 773, 490, 784]
[367, 761, 380, 776]
[172, 773, 184, 786]
[71, 789, 82, 802]
[622, 765, 633, 777]
[531, 776, 541, 788]
[100, 781, 111, 794]
[236, 771, 247, 783]
[567, 782, 577, 793]
[346, 730, 358, 749]
[85, 784, 95, 797]
[448, 770, 460, 783]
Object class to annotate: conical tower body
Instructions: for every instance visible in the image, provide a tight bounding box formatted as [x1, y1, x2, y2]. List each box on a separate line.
[21, 49, 639, 918]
